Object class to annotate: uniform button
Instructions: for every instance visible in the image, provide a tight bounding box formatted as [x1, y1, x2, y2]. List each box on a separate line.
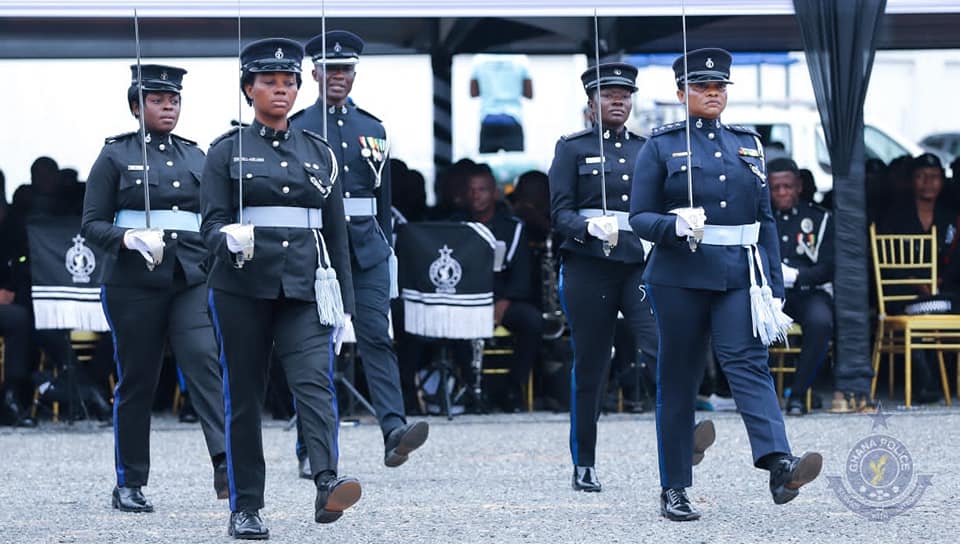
[246, 173, 253, 179]
[337, 119, 344, 127]
[135, 179, 142, 185]
[344, 165, 350, 172]
[782, 215, 790, 221]
[280, 161, 288, 167]
[708, 133, 715, 140]
[720, 201, 727, 208]
[680, 165, 687, 172]
[282, 240, 289, 248]
[591, 169, 599, 175]
[618, 157, 626, 164]
[782, 235, 789, 242]
[304, 162, 311, 167]
[158, 143, 166, 151]
[341, 142, 348, 149]
[172, 205, 179, 211]
[312, 163, 319, 169]
[714, 151, 722, 158]
[344, 191, 351, 198]
[345, 215, 352, 222]
[166, 160, 174, 166]
[172, 180, 181, 188]
[719, 174, 726, 182]
[272, 140, 279, 148]
[170, 232, 178, 240]
[614, 142, 622, 148]
[621, 194, 629, 202]
[784, 257, 791, 264]
[282, 186, 290, 194]
[621, 174, 629, 181]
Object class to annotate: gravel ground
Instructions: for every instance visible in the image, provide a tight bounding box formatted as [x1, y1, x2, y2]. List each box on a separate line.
[0, 407, 956, 544]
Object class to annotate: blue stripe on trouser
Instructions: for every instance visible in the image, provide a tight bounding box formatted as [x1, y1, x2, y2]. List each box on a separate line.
[327, 337, 340, 463]
[645, 284, 668, 488]
[207, 288, 238, 511]
[557, 262, 578, 466]
[100, 285, 126, 487]
[292, 397, 303, 457]
[176, 366, 187, 392]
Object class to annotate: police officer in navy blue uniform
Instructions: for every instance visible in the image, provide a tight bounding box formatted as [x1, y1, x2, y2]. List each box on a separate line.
[290, 30, 428, 476]
[81, 64, 227, 513]
[202, 38, 360, 539]
[629, 48, 822, 521]
[549, 63, 714, 493]
[768, 158, 834, 416]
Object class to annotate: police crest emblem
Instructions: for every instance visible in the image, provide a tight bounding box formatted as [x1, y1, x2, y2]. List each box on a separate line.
[65, 234, 96, 283]
[429, 245, 462, 294]
[275, 47, 284, 59]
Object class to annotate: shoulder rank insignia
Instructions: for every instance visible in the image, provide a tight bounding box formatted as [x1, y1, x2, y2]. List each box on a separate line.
[355, 106, 383, 123]
[725, 124, 760, 137]
[171, 133, 198, 146]
[209, 126, 241, 148]
[650, 122, 685, 137]
[104, 131, 137, 144]
[560, 128, 592, 141]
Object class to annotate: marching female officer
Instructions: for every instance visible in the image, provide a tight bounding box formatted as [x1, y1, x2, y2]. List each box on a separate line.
[202, 38, 360, 539]
[629, 48, 822, 521]
[549, 63, 714, 493]
[82, 64, 227, 513]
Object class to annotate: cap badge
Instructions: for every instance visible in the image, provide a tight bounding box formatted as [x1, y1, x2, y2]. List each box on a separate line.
[160, 71, 168, 80]
[275, 47, 284, 60]
[705, 57, 715, 69]
[614, 68, 622, 75]
[334, 42, 342, 53]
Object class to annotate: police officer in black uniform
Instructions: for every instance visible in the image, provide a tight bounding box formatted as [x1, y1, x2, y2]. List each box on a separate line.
[290, 30, 428, 476]
[202, 38, 360, 539]
[629, 48, 822, 521]
[81, 64, 227, 513]
[549, 63, 713, 493]
[768, 158, 834, 416]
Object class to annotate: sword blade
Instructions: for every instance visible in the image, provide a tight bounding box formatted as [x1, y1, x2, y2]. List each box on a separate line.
[133, 9, 151, 228]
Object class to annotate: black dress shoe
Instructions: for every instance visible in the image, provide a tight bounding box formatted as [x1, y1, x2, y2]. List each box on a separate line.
[84, 386, 113, 422]
[660, 487, 701, 521]
[298, 455, 312, 480]
[315, 476, 362, 524]
[229, 511, 269, 540]
[179, 396, 199, 423]
[214, 460, 230, 500]
[112, 486, 154, 513]
[786, 396, 806, 416]
[692, 420, 716, 466]
[572, 466, 601, 492]
[384, 421, 430, 467]
[769, 452, 823, 505]
[2, 389, 36, 427]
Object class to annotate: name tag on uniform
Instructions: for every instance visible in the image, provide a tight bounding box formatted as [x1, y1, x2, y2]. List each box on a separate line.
[738, 147, 761, 158]
[671, 151, 690, 158]
[232, 156, 265, 163]
[584, 156, 603, 164]
[127, 164, 145, 171]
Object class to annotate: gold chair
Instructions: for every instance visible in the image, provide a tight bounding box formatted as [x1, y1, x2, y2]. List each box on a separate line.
[481, 325, 534, 412]
[869, 223, 955, 408]
[767, 323, 815, 411]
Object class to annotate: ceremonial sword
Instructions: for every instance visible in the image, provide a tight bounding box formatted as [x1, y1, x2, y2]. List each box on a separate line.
[592, 9, 613, 257]
[680, 0, 703, 252]
[132, 10, 156, 270]
[234, 2, 247, 268]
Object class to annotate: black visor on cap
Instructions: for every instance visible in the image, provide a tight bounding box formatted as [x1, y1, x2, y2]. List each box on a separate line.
[241, 38, 304, 73]
[673, 48, 734, 85]
[580, 62, 638, 94]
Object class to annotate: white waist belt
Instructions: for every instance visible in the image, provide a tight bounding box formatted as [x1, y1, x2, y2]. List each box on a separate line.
[114, 209, 201, 232]
[578, 209, 630, 231]
[700, 222, 760, 246]
[241, 206, 323, 229]
[343, 197, 377, 216]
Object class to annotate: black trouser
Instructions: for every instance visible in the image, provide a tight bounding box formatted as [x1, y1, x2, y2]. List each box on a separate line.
[479, 118, 524, 153]
[210, 289, 339, 512]
[559, 253, 658, 467]
[782, 289, 833, 396]
[101, 279, 225, 488]
[500, 300, 544, 390]
[0, 302, 31, 395]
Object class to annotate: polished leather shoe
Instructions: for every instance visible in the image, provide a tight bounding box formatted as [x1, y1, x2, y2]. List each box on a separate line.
[786, 396, 806, 417]
[315, 476, 362, 524]
[214, 461, 229, 500]
[660, 487, 701, 521]
[2, 389, 37, 427]
[770, 452, 823, 505]
[112, 486, 154, 513]
[692, 420, 716, 466]
[298, 455, 312, 480]
[572, 466, 601, 492]
[228, 510, 269, 540]
[384, 421, 430, 467]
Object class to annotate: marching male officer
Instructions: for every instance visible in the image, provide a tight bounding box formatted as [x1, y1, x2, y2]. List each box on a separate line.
[549, 62, 714, 493]
[768, 158, 834, 416]
[291, 30, 428, 477]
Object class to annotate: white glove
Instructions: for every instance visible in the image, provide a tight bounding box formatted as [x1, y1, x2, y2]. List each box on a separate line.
[586, 215, 619, 246]
[670, 207, 706, 237]
[333, 314, 353, 355]
[781, 263, 799, 289]
[220, 223, 255, 261]
[123, 228, 165, 268]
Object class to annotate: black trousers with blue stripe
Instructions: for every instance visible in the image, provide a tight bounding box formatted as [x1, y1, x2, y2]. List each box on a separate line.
[209, 289, 339, 512]
[647, 284, 791, 489]
[101, 279, 225, 489]
[560, 253, 658, 467]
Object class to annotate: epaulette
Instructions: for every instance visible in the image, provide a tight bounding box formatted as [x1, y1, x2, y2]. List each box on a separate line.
[627, 129, 646, 142]
[209, 126, 241, 148]
[649, 122, 685, 137]
[725, 124, 760, 137]
[289, 109, 305, 122]
[806, 201, 829, 216]
[301, 129, 335, 150]
[104, 131, 137, 145]
[560, 128, 592, 141]
[355, 106, 382, 123]
[171, 134, 197, 146]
